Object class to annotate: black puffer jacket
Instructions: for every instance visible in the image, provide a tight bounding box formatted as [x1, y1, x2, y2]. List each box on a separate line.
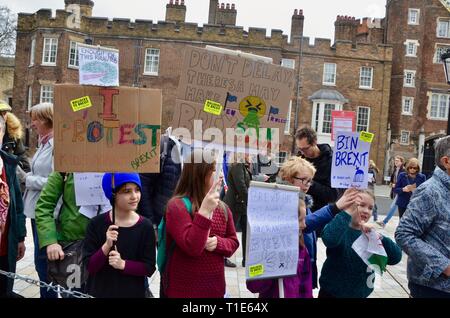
[138, 136, 182, 227]
[2, 132, 30, 173]
[298, 143, 338, 212]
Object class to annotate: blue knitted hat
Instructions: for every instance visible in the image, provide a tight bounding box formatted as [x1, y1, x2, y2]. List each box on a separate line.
[102, 173, 142, 202]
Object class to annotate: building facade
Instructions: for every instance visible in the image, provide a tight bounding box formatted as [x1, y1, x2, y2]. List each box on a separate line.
[0, 56, 14, 104]
[385, 0, 450, 177]
[13, 0, 393, 178]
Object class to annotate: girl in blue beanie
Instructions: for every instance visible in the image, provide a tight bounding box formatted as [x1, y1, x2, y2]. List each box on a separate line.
[83, 173, 156, 298]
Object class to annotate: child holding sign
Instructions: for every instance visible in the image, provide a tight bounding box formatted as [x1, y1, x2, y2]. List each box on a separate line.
[318, 189, 402, 298]
[83, 173, 156, 298]
[162, 150, 239, 298]
[246, 197, 313, 298]
[275, 157, 358, 290]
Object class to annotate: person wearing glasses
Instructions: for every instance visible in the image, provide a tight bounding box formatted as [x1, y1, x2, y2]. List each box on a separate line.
[295, 127, 338, 216]
[273, 156, 354, 291]
[393, 158, 426, 218]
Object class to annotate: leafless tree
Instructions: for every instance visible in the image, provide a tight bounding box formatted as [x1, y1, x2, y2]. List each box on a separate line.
[0, 6, 17, 56]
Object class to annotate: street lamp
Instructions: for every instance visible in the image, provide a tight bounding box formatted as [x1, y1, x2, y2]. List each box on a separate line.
[440, 49, 450, 135]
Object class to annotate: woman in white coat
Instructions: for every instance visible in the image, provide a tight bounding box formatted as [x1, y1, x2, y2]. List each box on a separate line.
[22, 103, 56, 298]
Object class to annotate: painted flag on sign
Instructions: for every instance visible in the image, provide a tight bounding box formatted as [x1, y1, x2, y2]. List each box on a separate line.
[227, 94, 238, 102]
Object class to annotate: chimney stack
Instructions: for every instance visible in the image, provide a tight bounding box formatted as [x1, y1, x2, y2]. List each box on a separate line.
[291, 8, 304, 44]
[165, 0, 187, 23]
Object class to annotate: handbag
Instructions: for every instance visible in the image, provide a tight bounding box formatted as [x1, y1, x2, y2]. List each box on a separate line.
[47, 173, 88, 290]
[47, 240, 88, 290]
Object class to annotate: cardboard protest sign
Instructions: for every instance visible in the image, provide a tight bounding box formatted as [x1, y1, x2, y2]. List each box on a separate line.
[246, 181, 299, 281]
[331, 111, 355, 141]
[171, 46, 295, 151]
[331, 132, 371, 189]
[78, 43, 119, 87]
[54, 84, 162, 173]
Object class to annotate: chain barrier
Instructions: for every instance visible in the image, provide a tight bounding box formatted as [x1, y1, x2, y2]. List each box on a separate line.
[0, 269, 94, 298]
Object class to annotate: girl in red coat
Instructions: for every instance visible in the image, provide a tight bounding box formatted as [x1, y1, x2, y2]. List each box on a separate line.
[163, 150, 239, 298]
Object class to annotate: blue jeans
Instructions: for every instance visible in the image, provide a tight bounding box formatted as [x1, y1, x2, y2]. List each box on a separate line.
[31, 219, 57, 298]
[409, 282, 450, 298]
[382, 195, 398, 225]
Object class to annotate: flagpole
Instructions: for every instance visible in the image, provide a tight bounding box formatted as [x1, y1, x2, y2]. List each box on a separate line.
[111, 173, 116, 249]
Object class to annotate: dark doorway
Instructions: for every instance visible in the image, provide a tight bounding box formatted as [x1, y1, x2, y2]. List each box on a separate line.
[422, 137, 442, 179]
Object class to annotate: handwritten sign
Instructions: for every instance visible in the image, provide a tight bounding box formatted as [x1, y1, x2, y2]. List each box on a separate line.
[54, 84, 162, 173]
[71, 96, 92, 112]
[204, 100, 223, 115]
[246, 181, 299, 281]
[331, 132, 371, 189]
[171, 46, 295, 151]
[78, 43, 119, 87]
[74, 173, 110, 206]
[331, 111, 356, 141]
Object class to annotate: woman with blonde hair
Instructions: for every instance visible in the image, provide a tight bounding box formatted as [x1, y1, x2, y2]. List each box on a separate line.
[0, 100, 30, 174]
[22, 103, 56, 298]
[267, 156, 358, 292]
[393, 158, 426, 218]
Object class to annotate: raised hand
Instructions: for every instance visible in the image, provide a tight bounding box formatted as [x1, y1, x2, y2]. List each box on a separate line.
[336, 188, 360, 212]
[198, 178, 222, 219]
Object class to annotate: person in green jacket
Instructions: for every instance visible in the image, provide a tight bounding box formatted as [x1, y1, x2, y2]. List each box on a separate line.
[0, 114, 26, 298]
[318, 189, 402, 298]
[35, 172, 90, 277]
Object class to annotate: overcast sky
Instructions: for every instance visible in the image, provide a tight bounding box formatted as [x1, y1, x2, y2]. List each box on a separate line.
[6, 0, 387, 42]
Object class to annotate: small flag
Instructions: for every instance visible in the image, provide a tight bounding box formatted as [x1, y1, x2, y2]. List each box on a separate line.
[268, 106, 279, 116]
[227, 94, 238, 103]
[352, 230, 388, 275]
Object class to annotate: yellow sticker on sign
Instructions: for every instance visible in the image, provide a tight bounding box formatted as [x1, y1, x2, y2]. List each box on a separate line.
[71, 96, 92, 112]
[360, 131, 374, 143]
[204, 100, 223, 116]
[249, 264, 264, 278]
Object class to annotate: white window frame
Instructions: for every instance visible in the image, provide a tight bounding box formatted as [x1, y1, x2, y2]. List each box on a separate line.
[404, 70, 416, 87]
[68, 41, 79, 68]
[29, 37, 36, 66]
[400, 131, 410, 145]
[311, 100, 343, 135]
[27, 86, 33, 111]
[322, 63, 336, 86]
[356, 106, 371, 132]
[281, 58, 295, 69]
[428, 93, 450, 120]
[408, 9, 420, 25]
[42, 37, 58, 66]
[359, 67, 373, 89]
[402, 97, 414, 115]
[144, 48, 160, 76]
[40, 85, 54, 103]
[404, 40, 419, 57]
[437, 18, 450, 38]
[433, 44, 450, 64]
[284, 101, 292, 135]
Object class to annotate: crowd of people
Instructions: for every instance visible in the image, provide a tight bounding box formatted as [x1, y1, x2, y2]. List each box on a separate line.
[0, 100, 449, 299]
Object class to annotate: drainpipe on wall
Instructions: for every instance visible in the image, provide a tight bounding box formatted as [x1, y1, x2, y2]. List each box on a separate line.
[383, 123, 392, 183]
[418, 127, 425, 168]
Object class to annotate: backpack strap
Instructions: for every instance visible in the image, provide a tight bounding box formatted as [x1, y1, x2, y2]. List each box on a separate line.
[181, 196, 192, 214]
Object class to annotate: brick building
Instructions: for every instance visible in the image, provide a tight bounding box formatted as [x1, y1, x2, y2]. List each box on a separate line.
[385, 0, 450, 177]
[0, 56, 14, 104]
[12, 0, 393, 178]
